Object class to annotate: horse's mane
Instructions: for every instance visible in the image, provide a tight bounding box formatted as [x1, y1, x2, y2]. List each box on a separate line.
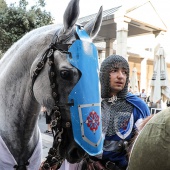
[0, 24, 66, 82]
[0, 24, 62, 66]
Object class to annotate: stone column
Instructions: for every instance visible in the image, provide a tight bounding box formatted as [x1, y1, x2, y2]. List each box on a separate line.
[114, 17, 131, 60]
[98, 50, 104, 65]
[105, 39, 114, 58]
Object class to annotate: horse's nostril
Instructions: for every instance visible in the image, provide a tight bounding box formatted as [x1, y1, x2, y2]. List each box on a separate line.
[67, 147, 86, 163]
[70, 148, 79, 158]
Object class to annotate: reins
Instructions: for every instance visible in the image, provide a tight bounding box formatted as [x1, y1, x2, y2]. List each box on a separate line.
[31, 28, 79, 169]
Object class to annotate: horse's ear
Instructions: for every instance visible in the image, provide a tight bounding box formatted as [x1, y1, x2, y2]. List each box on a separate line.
[63, 0, 80, 33]
[84, 6, 103, 39]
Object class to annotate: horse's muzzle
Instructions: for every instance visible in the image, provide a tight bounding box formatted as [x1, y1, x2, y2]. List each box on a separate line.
[66, 143, 87, 163]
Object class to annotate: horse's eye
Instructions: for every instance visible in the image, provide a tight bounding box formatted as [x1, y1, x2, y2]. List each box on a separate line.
[60, 70, 72, 80]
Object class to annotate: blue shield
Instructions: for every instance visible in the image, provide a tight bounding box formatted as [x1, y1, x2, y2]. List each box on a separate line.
[67, 27, 103, 155]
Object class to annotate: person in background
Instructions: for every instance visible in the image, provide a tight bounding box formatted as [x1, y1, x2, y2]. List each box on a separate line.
[140, 89, 147, 102]
[166, 99, 170, 107]
[41, 106, 52, 133]
[82, 55, 150, 170]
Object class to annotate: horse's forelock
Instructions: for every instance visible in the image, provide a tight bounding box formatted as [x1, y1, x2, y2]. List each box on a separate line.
[57, 26, 76, 44]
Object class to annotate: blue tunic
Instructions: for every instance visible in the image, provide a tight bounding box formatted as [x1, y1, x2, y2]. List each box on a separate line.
[102, 93, 150, 168]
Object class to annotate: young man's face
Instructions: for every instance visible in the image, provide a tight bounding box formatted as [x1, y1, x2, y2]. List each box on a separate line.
[109, 67, 127, 96]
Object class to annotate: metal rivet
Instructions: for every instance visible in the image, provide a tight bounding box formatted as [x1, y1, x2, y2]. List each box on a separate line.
[66, 122, 71, 127]
[53, 105, 59, 110]
[51, 72, 55, 77]
[53, 92, 57, 97]
[51, 83, 55, 88]
[48, 61, 53, 66]
[58, 138, 62, 142]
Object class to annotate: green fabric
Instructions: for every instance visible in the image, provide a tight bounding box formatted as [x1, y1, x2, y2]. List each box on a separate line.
[128, 108, 170, 170]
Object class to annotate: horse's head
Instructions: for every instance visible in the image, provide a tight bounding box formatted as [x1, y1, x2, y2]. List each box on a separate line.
[31, 0, 103, 166]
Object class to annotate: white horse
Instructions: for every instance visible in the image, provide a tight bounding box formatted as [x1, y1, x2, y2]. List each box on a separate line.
[0, 0, 103, 169]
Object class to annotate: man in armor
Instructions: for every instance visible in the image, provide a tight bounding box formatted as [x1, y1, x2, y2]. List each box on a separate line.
[61, 55, 150, 170]
[84, 55, 150, 170]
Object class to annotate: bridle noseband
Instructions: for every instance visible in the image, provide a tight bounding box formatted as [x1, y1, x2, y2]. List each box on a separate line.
[32, 27, 82, 169]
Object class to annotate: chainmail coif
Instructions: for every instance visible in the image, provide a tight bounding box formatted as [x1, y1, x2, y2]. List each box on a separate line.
[100, 55, 129, 99]
[100, 55, 133, 137]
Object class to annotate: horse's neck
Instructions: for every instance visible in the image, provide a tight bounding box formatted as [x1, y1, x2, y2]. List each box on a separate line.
[0, 27, 54, 161]
[0, 49, 41, 156]
[0, 24, 62, 162]
[0, 58, 40, 164]
[0, 44, 39, 126]
[0, 25, 57, 124]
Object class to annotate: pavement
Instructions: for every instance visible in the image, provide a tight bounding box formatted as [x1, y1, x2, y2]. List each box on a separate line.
[38, 113, 53, 161]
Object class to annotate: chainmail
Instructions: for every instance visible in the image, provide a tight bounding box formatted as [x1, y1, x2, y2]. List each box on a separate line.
[100, 55, 129, 99]
[100, 55, 134, 137]
[102, 99, 133, 136]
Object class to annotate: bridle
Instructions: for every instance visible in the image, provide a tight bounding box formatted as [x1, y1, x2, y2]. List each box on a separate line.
[31, 26, 82, 170]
